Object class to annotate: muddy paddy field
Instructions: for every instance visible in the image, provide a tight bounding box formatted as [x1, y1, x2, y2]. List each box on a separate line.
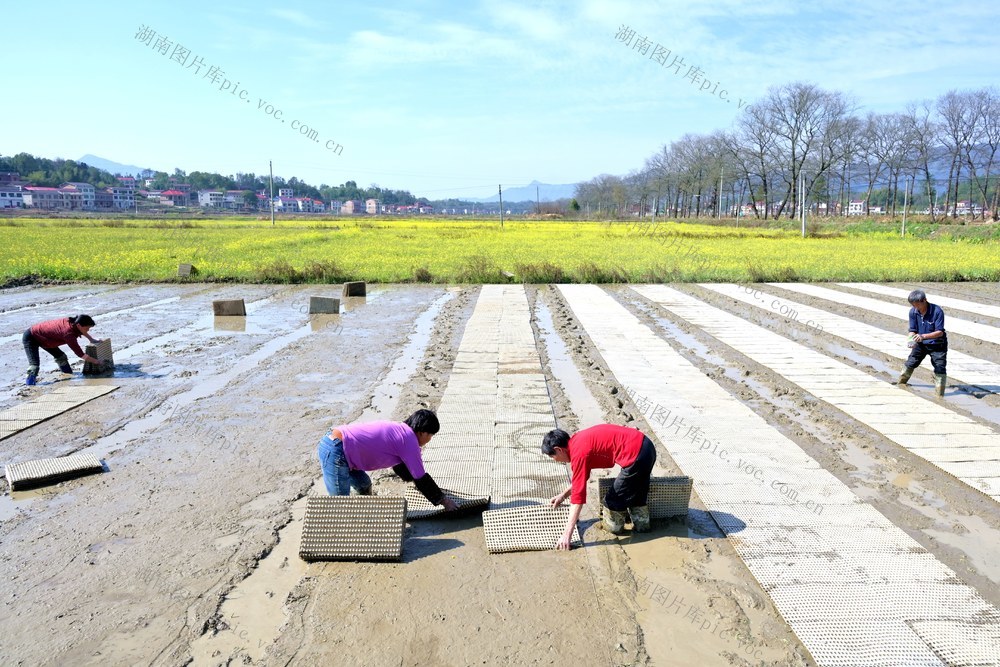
[1, 282, 998, 666]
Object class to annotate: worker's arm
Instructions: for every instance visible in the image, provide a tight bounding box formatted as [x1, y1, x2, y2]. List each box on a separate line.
[549, 485, 572, 508]
[411, 470, 458, 511]
[556, 503, 583, 550]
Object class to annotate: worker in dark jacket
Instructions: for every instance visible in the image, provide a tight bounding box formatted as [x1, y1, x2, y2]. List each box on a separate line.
[897, 290, 948, 396]
[23, 315, 103, 385]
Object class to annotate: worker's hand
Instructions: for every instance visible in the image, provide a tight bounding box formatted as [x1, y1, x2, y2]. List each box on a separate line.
[555, 531, 574, 551]
[549, 493, 565, 508]
[441, 497, 459, 512]
[84, 355, 100, 365]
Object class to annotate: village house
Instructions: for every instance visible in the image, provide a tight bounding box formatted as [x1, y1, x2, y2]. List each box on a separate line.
[0, 184, 25, 208]
[21, 186, 64, 209]
[60, 182, 96, 209]
[198, 190, 225, 207]
[159, 189, 188, 206]
[341, 200, 363, 215]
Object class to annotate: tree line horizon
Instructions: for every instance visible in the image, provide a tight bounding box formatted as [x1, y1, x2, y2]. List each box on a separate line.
[573, 82, 1000, 222]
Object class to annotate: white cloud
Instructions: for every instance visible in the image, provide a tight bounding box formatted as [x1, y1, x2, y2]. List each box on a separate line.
[269, 9, 321, 29]
[483, 4, 567, 42]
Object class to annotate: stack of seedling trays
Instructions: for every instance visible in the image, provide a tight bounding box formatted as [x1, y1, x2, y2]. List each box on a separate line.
[5, 453, 105, 491]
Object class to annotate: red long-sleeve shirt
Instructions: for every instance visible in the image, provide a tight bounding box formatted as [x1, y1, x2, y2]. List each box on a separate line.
[29, 318, 86, 358]
[568, 424, 644, 504]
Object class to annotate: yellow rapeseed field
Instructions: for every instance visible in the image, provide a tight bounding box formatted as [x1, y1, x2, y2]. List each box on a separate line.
[1, 217, 997, 283]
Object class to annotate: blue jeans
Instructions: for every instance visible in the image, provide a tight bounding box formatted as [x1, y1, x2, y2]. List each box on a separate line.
[317, 435, 371, 495]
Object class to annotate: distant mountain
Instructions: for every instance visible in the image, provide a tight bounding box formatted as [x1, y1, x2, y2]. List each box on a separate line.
[470, 181, 577, 203]
[78, 154, 154, 177]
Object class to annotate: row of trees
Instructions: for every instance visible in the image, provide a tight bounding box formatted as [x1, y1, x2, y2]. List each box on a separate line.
[0, 155, 428, 208]
[0, 155, 122, 189]
[575, 84, 1000, 221]
[146, 169, 425, 206]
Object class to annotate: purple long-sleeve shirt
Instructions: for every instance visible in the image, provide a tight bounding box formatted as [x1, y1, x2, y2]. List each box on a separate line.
[336, 421, 426, 478]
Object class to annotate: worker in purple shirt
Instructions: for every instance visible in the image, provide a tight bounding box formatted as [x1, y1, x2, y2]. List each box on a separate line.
[317, 408, 458, 510]
[897, 289, 948, 396]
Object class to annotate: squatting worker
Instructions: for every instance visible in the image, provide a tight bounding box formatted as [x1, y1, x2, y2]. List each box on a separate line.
[897, 289, 948, 396]
[318, 409, 458, 511]
[543, 424, 657, 550]
[23, 314, 103, 386]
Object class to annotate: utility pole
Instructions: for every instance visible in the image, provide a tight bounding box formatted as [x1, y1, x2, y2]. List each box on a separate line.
[800, 173, 806, 237]
[498, 184, 504, 228]
[718, 167, 724, 220]
[269, 160, 275, 227]
[901, 176, 911, 237]
[536, 185, 540, 216]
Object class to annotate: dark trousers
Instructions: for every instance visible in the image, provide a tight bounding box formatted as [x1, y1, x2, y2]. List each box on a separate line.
[22, 329, 68, 371]
[905, 341, 947, 374]
[604, 436, 657, 511]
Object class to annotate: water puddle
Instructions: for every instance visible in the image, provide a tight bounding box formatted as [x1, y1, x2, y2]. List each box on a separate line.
[79, 324, 316, 462]
[838, 439, 883, 484]
[188, 289, 449, 663]
[629, 296, 793, 413]
[826, 341, 890, 372]
[0, 476, 72, 520]
[0, 289, 375, 519]
[925, 515, 1000, 584]
[358, 290, 455, 421]
[0, 295, 183, 347]
[212, 316, 251, 334]
[534, 296, 604, 428]
[0, 285, 123, 316]
[0, 293, 292, 406]
[190, 496, 309, 663]
[307, 314, 341, 333]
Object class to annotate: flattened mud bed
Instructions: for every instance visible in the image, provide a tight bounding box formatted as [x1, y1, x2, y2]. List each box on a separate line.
[1, 282, 997, 666]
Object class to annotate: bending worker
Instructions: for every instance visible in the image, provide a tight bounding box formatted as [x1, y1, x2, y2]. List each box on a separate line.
[23, 314, 103, 385]
[318, 408, 458, 511]
[543, 423, 657, 550]
[897, 289, 948, 396]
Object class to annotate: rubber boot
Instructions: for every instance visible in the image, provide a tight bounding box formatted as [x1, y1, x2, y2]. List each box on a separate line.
[896, 367, 913, 385]
[25, 367, 38, 386]
[629, 506, 651, 533]
[602, 507, 627, 534]
[54, 354, 73, 374]
[934, 374, 946, 396]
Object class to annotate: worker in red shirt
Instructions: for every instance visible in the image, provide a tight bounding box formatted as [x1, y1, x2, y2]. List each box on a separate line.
[543, 424, 657, 549]
[22, 315, 103, 385]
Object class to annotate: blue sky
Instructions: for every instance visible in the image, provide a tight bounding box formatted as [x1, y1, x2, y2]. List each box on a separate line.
[5, 1, 998, 199]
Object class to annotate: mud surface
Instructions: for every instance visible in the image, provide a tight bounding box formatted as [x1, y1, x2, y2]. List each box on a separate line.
[1, 282, 997, 666]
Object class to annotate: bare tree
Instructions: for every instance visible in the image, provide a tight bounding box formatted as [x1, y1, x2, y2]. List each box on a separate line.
[574, 174, 627, 218]
[731, 105, 781, 219]
[601, 82, 999, 227]
[761, 83, 851, 218]
[903, 102, 942, 220]
[937, 90, 977, 218]
[644, 146, 675, 217]
[965, 87, 1000, 220]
